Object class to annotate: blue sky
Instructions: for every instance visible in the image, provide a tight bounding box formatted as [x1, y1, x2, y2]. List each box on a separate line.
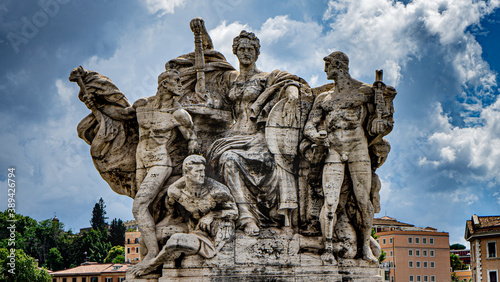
[1, 0, 499, 246]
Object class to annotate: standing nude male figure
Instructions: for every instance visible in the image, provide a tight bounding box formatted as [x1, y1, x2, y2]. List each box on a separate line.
[130, 69, 198, 272]
[304, 51, 387, 264]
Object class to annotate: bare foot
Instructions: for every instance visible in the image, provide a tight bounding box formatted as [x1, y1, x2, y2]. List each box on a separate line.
[362, 245, 378, 263]
[321, 250, 338, 265]
[243, 221, 260, 236]
[129, 254, 157, 277]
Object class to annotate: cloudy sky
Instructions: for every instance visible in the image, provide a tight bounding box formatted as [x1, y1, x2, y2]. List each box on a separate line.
[1, 0, 499, 246]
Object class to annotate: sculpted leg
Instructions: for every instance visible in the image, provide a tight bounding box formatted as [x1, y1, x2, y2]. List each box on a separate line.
[130, 233, 200, 277]
[131, 165, 172, 274]
[349, 161, 377, 262]
[320, 162, 344, 264]
[220, 152, 259, 235]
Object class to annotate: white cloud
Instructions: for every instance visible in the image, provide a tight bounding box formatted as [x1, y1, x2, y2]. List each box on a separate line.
[321, 0, 500, 87]
[56, 79, 73, 105]
[143, 0, 185, 16]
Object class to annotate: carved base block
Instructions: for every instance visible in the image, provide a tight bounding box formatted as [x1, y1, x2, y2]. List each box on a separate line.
[126, 228, 382, 281]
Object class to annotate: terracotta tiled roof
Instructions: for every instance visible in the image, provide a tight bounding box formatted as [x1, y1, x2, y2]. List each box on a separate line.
[465, 215, 500, 239]
[51, 263, 117, 276]
[373, 217, 414, 227]
[102, 264, 130, 273]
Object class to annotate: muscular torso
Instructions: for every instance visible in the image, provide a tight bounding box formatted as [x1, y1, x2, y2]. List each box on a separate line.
[318, 85, 373, 157]
[136, 101, 181, 151]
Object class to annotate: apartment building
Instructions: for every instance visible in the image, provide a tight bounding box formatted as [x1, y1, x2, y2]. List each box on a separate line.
[125, 231, 141, 263]
[375, 216, 451, 282]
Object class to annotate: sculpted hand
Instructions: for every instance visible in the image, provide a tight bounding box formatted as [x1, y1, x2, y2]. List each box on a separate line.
[311, 130, 328, 147]
[190, 17, 205, 34]
[371, 118, 387, 135]
[85, 99, 95, 110]
[198, 215, 214, 232]
[188, 140, 200, 155]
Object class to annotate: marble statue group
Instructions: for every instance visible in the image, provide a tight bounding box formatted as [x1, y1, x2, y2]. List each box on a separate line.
[70, 18, 396, 281]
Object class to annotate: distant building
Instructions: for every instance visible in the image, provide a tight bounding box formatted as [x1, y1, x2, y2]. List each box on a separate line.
[124, 220, 138, 231]
[125, 231, 141, 264]
[451, 249, 471, 266]
[375, 216, 451, 282]
[465, 214, 500, 282]
[453, 269, 472, 282]
[50, 262, 129, 282]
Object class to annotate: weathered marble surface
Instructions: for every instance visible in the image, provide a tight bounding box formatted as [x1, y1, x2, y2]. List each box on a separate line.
[71, 17, 395, 282]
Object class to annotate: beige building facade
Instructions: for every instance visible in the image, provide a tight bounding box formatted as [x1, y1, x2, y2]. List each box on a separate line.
[376, 216, 451, 282]
[124, 231, 141, 264]
[466, 215, 500, 282]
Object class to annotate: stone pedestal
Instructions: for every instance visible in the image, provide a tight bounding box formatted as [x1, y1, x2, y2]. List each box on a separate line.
[126, 228, 382, 282]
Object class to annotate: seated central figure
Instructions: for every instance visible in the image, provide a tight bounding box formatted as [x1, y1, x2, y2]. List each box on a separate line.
[207, 29, 311, 236]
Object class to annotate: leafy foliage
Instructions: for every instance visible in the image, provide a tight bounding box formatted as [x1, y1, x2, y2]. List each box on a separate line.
[0, 198, 127, 272]
[104, 246, 125, 263]
[450, 253, 467, 271]
[450, 243, 466, 250]
[0, 248, 51, 282]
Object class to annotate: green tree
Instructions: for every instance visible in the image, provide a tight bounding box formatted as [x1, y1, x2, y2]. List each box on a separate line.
[0, 248, 51, 282]
[450, 253, 466, 271]
[109, 218, 126, 246]
[91, 198, 108, 232]
[81, 229, 111, 263]
[450, 243, 466, 250]
[104, 245, 125, 263]
[46, 248, 64, 271]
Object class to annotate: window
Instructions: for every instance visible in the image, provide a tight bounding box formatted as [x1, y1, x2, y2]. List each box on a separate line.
[73, 278, 77, 282]
[383, 238, 386, 244]
[410, 276, 414, 281]
[82, 278, 86, 282]
[409, 249, 413, 256]
[389, 251, 393, 257]
[391, 276, 394, 282]
[415, 237, 420, 244]
[424, 275, 428, 282]
[423, 237, 427, 244]
[431, 276, 435, 282]
[127, 248, 130, 254]
[488, 270, 498, 282]
[430, 261, 435, 268]
[430, 250, 435, 257]
[389, 238, 393, 244]
[408, 237, 413, 244]
[135, 238, 139, 243]
[409, 261, 413, 268]
[105, 278, 112, 282]
[429, 238, 434, 244]
[423, 250, 427, 257]
[417, 276, 421, 282]
[91, 278, 98, 282]
[488, 242, 497, 258]
[127, 238, 130, 244]
[53, 279, 56, 282]
[423, 261, 428, 268]
[136, 247, 139, 253]
[63, 279, 67, 282]
[416, 261, 421, 268]
[119, 279, 125, 282]
[416, 250, 420, 257]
